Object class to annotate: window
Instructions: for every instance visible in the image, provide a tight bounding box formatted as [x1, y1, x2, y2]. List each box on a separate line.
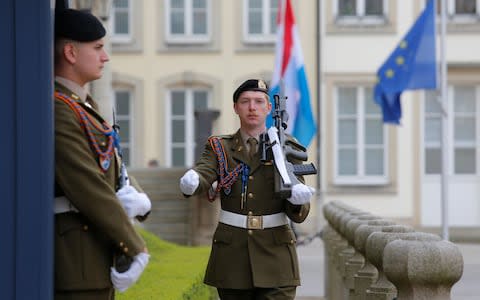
[243, 0, 278, 43]
[114, 90, 133, 166]
[165, 0, 211, 44]
[335, 86, 388, 184]
[335, 0, 387, 24]
[111, 0, 132, 43]
[167, 89, 209, 167]
[431, 0, 480, 22]
[424, 86, 478, 175]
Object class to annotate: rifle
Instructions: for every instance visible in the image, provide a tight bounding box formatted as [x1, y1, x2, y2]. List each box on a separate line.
[259, 94, 317, 199]
[112, 109, 133, 273]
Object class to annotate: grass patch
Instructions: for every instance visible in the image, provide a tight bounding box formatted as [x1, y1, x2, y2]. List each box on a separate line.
[116, 229, 216, 300]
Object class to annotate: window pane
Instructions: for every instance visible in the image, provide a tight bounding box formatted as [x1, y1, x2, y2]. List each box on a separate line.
[171, 0, 185, 9]
[455, 148, 476, 174]
[194, 91, 208, 110]
[425, 118, 441, 143]
[115, 11, 129, 34]
[172, 146, 186, 167]
[172, 120, 185, 143]
[171, 12, 185, 34]
[270, 0, 279, 34]
[454, 117, 475, 142]
[193, 11, 207, 34]
[365, 0, 383, 15]
[114, 0, 128, 8]
[118, 120, 130, 142]
[171, 92, 185, 115]
[425, 148, 441, 174]
[339, 120, 357, 144]
[249, 0, 262, 9]
[115, 91, 130, 115]
[339, 0, 356, 16]
[365, 149, 383, 175]
[339, 149, 357, 175]
[455, 87, 475, 112]
[193, 0, 206, 8]
[365, 89, 380, 114]
[365, 120, 383, 144]
[455, 0, 476, 14]
[338, 88, 357, 114]
[249, 11, 262, 34]
[425, 92, 442, 113]
[121, 146, 130, 166]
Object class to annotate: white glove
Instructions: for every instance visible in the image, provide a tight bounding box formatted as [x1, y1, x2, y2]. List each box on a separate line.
[111, 252, 150, 292]
[287, 183, 315, 205]
[180, 169, 200, 195]
[116, 185, 152, 218]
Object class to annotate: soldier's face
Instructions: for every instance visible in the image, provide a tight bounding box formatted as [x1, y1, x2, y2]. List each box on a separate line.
[72, 39, 109, 85]
[234, 91, 272, 130]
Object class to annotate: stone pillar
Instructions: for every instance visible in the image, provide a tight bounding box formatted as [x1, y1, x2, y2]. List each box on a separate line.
[350, 220, 413, 300]
[365, 231, 440, 300]
[383, 239, 463, 300]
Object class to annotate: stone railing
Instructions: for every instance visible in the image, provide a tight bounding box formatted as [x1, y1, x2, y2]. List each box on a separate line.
[321, 201, 464, 300]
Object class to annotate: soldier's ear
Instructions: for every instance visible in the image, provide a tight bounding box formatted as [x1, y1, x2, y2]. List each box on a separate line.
[63, 42, 77, 64]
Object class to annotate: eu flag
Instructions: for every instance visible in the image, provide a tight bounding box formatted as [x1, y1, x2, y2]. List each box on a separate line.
[374, 0, 437, 124]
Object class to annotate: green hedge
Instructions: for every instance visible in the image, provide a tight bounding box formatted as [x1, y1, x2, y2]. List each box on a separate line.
[116, 229, 217, 300]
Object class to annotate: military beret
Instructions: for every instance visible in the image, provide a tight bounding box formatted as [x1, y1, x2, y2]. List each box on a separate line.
[233, 79, 269, 102]
[55, 9, 106, 42]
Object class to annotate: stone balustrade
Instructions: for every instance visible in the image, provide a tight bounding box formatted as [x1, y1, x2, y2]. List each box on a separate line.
[321, 201, 464, 300]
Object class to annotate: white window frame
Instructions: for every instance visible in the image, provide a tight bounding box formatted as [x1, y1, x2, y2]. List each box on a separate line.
[422, 85, 480, 176]
[334, 86, 389, 185]
[334, 0, 388, 25]
[113, 88, 134, 167]
[165, 0, 212, 44]
[450, 0, 480, 23]
[110, 0, 133, 43]
[165, 88, 211, 167]
[243, 0, 278, 44]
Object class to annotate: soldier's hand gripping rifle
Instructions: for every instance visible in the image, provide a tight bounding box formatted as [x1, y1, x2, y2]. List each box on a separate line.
[259, 94, 317, 199]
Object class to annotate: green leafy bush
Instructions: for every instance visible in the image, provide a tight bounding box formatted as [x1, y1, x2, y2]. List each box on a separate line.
[116, 229, 216, 300]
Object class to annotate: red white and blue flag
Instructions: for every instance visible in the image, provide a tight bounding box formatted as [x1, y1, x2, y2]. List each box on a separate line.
[268, 0, 316, 147]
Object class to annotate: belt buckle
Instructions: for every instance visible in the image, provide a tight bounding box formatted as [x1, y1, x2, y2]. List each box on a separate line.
[247, 215, 263, 229]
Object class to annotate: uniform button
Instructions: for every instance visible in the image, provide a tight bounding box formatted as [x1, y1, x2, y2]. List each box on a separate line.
[119, 242, 124, 247]
[248, 211, 253, 216]
[83, 225, 88, 231]
[238, 146, 243, 151]
[299, 212, 303, 217]
[214, 239, 217, 243]
[290, 240, 295, 244]
[248, 193, 254, 199]
[123, 247, 129, 253]
[249, 175, 254, 180]
[248, 230, 253, 235]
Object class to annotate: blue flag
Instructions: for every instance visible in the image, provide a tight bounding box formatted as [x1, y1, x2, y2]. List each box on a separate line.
[374, 0, 437, 124]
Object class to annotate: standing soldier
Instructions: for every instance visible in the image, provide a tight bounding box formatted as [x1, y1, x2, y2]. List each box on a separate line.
[54, 9, 151, 299]
[180, 79, 315, 300]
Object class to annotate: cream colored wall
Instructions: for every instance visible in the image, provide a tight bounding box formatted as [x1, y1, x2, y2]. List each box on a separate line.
[111, 0, 319, 173]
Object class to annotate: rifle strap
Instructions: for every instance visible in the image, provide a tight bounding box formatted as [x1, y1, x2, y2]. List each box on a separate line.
[55, 91, 116, 172]
[207, 137, 249, 202]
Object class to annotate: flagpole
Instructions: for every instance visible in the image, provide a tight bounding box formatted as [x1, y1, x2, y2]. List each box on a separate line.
[439, 0, 449, 241]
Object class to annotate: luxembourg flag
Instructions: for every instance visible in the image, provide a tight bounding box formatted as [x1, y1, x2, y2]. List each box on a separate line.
[268, 0, 316, 147]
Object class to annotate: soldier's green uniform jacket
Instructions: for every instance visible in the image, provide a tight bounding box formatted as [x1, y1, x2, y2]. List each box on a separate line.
[54, 82, 145, 291]
[193, 130, 310, 289]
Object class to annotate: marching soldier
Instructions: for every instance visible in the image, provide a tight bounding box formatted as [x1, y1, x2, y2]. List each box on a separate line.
[54, 9, 150, 299]
[180, 79, 315, 300]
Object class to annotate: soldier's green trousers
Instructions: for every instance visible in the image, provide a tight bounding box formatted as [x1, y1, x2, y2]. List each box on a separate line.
[55, 288, 114, 300]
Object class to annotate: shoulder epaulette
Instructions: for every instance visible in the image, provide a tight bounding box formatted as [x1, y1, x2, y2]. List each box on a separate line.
[209, 134, 234, 140]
